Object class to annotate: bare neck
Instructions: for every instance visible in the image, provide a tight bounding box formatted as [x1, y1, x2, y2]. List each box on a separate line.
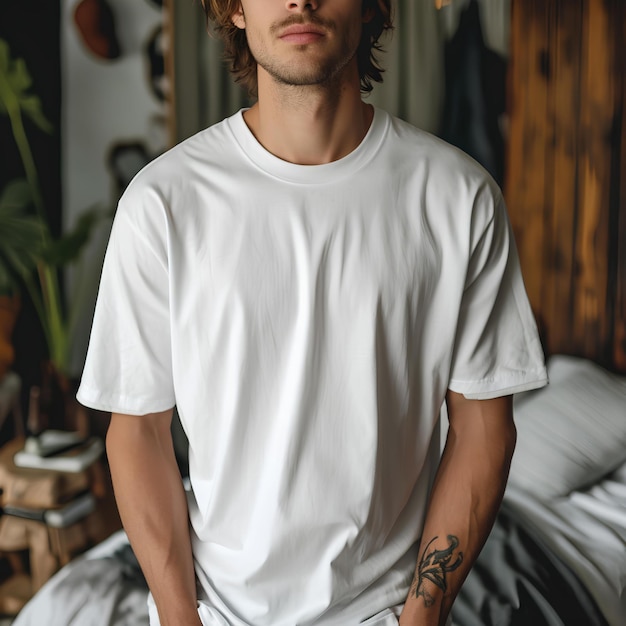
[243, 66, 374, 166]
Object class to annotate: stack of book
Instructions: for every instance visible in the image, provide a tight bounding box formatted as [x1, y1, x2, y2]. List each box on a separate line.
[2, 430, 104, 528]
[2, 491, 96, 528]
[13, 430, 104, 473]
[0, 432, 109, 610]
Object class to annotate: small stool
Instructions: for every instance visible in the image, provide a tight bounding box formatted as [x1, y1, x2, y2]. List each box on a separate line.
[0, 437, 117, 614]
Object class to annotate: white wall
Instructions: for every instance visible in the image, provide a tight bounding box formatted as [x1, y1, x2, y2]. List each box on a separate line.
[61, 0, 167, 375]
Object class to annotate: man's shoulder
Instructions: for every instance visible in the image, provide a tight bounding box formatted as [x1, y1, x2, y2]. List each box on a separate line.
[379, 109, 502, 204]
[117, 113, 243, 208]
[137, 114, 238, 183]
[113, 113, 243, 229]
[384, 111, 488, 171]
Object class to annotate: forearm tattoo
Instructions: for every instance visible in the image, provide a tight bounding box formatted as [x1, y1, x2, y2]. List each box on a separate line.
[410, 535, 464, 607]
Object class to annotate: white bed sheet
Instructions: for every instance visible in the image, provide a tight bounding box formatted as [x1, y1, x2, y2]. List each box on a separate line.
[12, 530, 150, 626]
[504, 461, 626, 626]
[12, 464, 626, 626]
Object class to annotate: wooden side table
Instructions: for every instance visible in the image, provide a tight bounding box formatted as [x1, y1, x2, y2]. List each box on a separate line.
[0, 437, 121, 614]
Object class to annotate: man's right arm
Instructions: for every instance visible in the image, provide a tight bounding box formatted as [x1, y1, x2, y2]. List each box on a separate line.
[106, 410, 202, 626]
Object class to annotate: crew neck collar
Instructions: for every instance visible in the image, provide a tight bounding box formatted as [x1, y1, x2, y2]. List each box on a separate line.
[227, 106, 388, 185]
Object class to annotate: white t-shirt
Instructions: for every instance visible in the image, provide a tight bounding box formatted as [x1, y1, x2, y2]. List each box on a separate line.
[78, 108, 547, 626]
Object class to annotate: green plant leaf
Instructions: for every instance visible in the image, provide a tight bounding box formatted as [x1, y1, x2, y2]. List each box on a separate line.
[0, 38, 52, 133]
[42, 206, 108, 266]
[0, 178, 32, 213]
[9, 58, 32, 94]
[19, 94, 53, 134]
[0, 178, 47, 290]
[0, 39, 8, 67]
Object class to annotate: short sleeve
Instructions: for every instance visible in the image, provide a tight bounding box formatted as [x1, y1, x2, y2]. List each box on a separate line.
[448, 192, 547, 399]
[76, 193, 175, 415]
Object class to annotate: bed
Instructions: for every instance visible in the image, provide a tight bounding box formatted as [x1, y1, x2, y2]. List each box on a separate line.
[10, 354, 626, 626]
[453, 354, 626, 626]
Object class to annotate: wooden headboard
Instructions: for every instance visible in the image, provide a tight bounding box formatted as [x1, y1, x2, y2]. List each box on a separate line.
[504, 0, 625, 373]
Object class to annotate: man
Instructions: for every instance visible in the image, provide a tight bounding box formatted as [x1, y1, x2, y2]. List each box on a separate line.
[77, 1, 548, 625]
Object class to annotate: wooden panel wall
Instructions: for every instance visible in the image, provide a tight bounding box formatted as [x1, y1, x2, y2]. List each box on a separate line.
[505, 0, 625, 372]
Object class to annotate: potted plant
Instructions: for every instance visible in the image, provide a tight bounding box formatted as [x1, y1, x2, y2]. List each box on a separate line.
[0, 38, 106, 429]
[0, 179, 43, 380]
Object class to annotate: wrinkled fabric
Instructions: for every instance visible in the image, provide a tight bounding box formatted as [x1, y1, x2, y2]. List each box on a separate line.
[78, 108, 546, 625]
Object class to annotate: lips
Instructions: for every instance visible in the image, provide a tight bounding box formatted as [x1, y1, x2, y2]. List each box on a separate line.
[279, 23, 326, 43]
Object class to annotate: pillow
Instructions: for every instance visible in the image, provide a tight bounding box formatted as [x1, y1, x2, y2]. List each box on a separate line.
[508, 355, 626, 499]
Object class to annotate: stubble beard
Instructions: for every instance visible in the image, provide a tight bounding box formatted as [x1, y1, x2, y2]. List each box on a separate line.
[257, 44, 357, 90]
[249, 16, 361, 91]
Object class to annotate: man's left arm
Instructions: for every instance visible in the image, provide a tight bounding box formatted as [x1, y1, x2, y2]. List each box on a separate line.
[399, 391, 517, 626]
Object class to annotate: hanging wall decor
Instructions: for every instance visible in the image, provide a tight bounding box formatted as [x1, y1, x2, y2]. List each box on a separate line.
[73, 0, 121, 60]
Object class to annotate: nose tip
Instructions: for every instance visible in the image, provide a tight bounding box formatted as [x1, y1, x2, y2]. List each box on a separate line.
[286, 0, 319, 11]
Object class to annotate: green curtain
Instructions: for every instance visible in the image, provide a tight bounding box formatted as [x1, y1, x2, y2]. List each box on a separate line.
[367, 0, 445, 132]
[173, 1, 249, 142]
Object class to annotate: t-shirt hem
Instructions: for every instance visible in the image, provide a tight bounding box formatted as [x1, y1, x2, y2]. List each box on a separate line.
[76, 385, 175, 416]
[448, 370, 548, 400]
